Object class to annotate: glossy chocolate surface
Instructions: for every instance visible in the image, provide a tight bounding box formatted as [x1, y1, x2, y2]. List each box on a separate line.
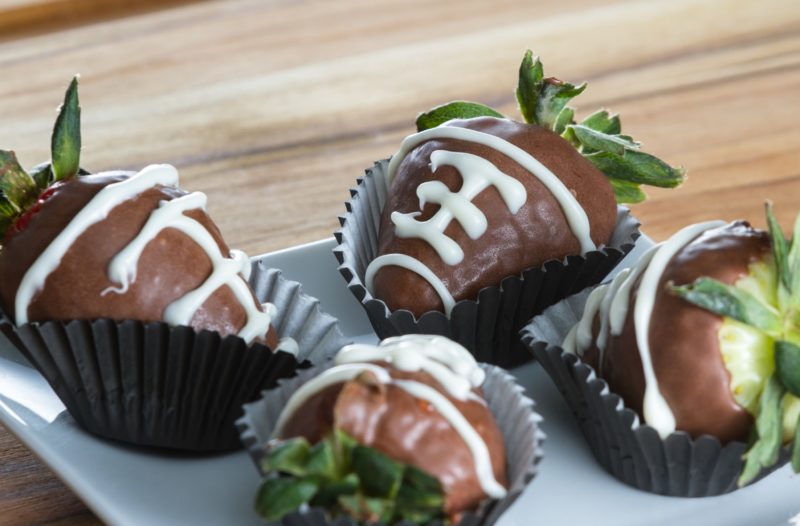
[595, 221, 771, 442]
[374, 117, 617, 316]
[279, 364, 507, 516]
[0, 173, 276, 347]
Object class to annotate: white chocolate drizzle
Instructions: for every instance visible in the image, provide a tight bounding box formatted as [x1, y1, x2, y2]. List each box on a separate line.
[15, 164, 272, 345]
[16, 164, 180, 325]
[274, 335, 505, 498]
[366, 123, 595, 316]
[335, 334, 485, 400]
[387, 125, 594, 253]
[391, 150, 527, 265]
[365, 253, 456, 315]
[563, 221, 726, 438]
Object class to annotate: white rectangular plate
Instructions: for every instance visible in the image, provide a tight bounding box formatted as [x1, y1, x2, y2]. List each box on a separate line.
[1, 237, 798, 526]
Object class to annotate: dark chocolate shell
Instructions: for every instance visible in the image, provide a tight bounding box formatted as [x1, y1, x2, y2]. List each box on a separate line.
[335, 158, 639, 368]
[373, 118, 617, 317]
[588, 221, 771, 443]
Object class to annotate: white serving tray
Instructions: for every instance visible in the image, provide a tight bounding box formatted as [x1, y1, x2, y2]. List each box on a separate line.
[0, 237, 798, 526]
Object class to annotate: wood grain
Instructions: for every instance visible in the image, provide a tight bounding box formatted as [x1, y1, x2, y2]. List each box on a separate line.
[0, 0, 798, 522]
[0, 0, 206, 42]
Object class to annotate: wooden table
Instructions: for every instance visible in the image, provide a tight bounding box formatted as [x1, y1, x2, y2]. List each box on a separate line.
[0, 0, 798, 523]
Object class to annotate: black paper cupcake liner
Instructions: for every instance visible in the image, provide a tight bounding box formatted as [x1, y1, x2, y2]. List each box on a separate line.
[0, 261, 349, 452]
[333, 159, 640, 368]
[236, 362, 544, 526]
[520, 288, 790, 496]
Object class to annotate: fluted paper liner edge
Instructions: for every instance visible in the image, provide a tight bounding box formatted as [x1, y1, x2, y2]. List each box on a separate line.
[0, 259, 349, 451]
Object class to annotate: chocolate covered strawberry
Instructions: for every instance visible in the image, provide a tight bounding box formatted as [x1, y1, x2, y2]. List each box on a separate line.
[254, 335, 508, 524]
[367, 50, 685, 317]
[0, 78, 277, 347]
[564, 206, 800, 486]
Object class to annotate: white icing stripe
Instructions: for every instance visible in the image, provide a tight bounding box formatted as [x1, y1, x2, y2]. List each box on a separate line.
[576, 285, 608, 353]
[273, 363, 392, 435]
[564, 221, 726, 438]
[633, 220, 725, 438]
[365, 253, 456, 316]
[104, 192, 210, 294]
[391, 150, 527, 265]
[608, 245, 659, 335]
[335, 334, 484, 400]
[104, 190, 270, 344]
[596, 268, 631, 364]
[387, 125, 595, 254]
[393, 379, 506, 498]
[15, 164, 180, 324]
[275, 335, 505, 498]
[16, 164, 271, 346]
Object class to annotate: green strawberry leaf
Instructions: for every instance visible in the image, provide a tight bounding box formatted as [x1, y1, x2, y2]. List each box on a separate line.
[255, 430, 445, 524]
[0, 150, 39, 211]
[261, 437, 311, 477]
[51, 76, 81, 183]
[416, 101, 504, 132]
[312, 473, 360, 508]
[765, 202, 791, 292]
[537, 79, 586, 130]
[585, 149, 685, 189]
[254, 476, 319, 521]
[739, 374, 786, 486]
[415, 51, 684, 204]
[569, 125, 639, 155]
[0, 198, 16, 236]
[516, 49, 544, 125]
[672, 277, 782, 337]
[351, 444, 404, 499]
[306, 437, 339, 479]
[776, 340, 800, 397]
[29, 162, 53, 191]
[581, 109, 621, 135]
[395, 465, 444, 512]
[788, 211, 800, 299]
[552, 106, 575, 136]
[337, 494, 394, 523]
[793, 414, 800, 474]
[609, 178, 647, 204]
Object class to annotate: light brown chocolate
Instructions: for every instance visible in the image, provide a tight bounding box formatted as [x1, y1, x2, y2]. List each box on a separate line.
[0, 172, 277, 347]
[279, 364, 507, 517]
[591, 221, 770, 442]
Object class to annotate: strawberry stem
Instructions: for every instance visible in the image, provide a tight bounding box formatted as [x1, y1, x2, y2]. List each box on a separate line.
[0, 76, 83, 245]
[256, 430, 445, 524]
[0, 150, 39, 242]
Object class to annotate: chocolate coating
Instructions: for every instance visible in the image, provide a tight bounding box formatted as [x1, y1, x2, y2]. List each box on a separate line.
[279, 364, 507, 516]
[0, 173, 277, 347]
[374, 117, 617, 316]
[594, 221, 771, 442]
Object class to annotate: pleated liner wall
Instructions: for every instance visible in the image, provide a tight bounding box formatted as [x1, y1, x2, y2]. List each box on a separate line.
[0, 262, 349, 452]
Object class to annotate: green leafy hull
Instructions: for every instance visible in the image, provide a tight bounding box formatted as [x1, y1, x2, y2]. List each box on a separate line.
[415, 50, 685, 204]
